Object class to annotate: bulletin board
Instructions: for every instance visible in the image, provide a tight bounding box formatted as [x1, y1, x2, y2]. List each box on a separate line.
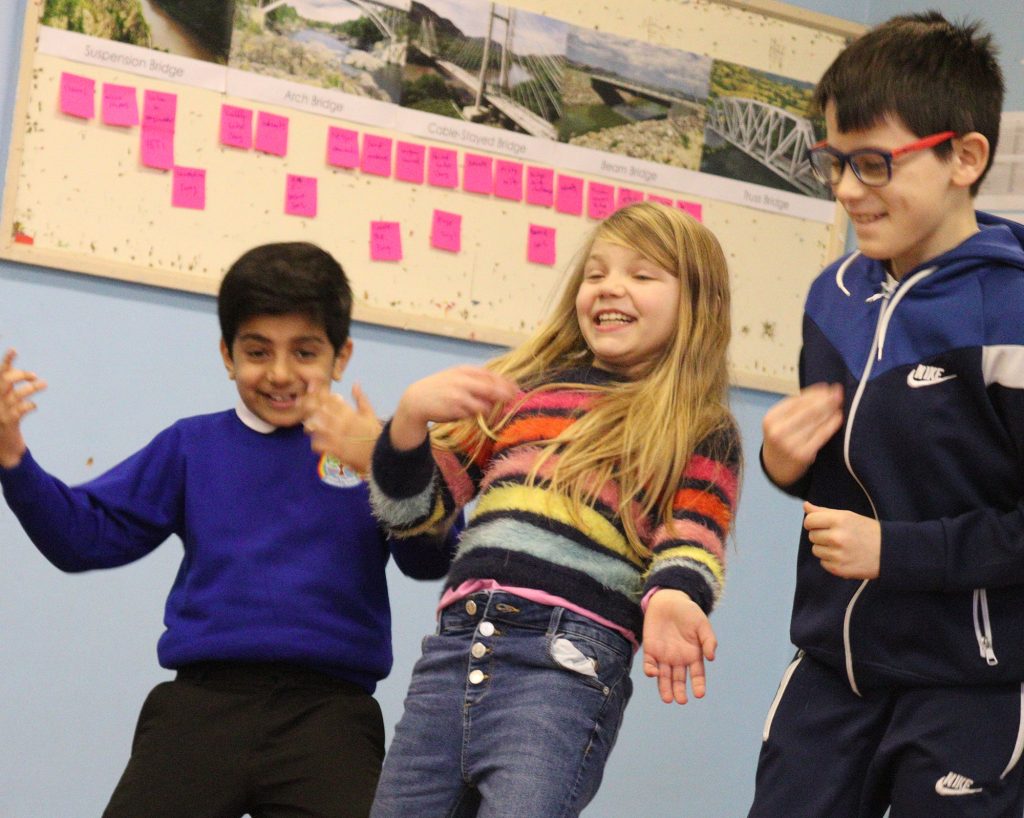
[0, 0, 863, 393]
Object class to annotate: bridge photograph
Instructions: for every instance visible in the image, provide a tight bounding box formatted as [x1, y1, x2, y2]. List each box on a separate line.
[402, 0, 567, 139]
[229, 0, 412, 103]
[40, 0, 236, 64]
[699, 60, 831, 199]
[561, 27, 711, 170]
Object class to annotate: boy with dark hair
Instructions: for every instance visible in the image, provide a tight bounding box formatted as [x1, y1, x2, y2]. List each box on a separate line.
[751, 12, 1024, 818]
[0, 242, 456, 818]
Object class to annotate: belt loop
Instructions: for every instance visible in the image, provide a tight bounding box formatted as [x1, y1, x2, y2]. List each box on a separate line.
[546, 605, 565, 638]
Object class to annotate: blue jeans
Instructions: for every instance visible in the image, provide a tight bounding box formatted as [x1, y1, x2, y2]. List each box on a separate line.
[371, 591, 634, 818]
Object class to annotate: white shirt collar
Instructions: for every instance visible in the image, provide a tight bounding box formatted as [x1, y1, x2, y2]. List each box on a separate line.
[234, 402, 277, 434]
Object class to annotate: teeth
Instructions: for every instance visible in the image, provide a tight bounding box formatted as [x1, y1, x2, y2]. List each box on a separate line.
[596, 312, 633, 324]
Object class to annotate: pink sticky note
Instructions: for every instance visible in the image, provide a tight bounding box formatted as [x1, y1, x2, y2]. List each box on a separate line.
[678, 200, 703, 221]
[526, 167, 554, 207]
[140, 128, 174, 170]
[587, 182, 615, 220]
[427, 147, 458, 188]
[555, 175, 583, 215]
[463, 154, 493, 195]
[142, 90, 176, 132]
[527, 224, 556, 266]
[60, 72, 95, 119]
[285, 174, 318, 218]
[494, 160, 523, 201]
[327, 126, 359, 168]
[172, 166, 206, 210]
[101, 83, 137, 127]
[396, 141, 426, 184]
[431, 210, 462, 253]
[361, 134, 393, 176]
[647, 194, 673, 206]
[616, 187, 644, 209]
[220, 104, 253, 149]
[255, 111, 289, 156]
[370, 221, 402, 261]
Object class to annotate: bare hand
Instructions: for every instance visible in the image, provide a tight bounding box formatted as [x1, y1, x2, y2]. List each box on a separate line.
[302, 381, 381, 475]
[804, 501, 881, 579]
[390, 365, 518, 451]
[0, 348, 47, 469]
[762, 382, 844, 487]
[642, 589, 717, 705]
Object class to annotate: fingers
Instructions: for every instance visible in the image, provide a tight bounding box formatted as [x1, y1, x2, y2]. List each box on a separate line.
[351, 382, 378, 419]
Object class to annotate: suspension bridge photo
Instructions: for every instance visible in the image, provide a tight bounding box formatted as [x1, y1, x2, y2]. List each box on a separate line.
[402, 1, 567, 139]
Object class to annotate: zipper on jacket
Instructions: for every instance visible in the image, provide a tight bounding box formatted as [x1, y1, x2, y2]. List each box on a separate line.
[973, 588, 999, 666]
[839, 267, 937, 696]
[1000, 684, 1024, 780]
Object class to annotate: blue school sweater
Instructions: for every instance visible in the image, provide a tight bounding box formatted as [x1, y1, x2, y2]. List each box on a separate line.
[0, 408, 455, 692]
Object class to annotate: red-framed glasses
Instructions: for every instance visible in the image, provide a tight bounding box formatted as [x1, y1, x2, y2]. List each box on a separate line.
[808, 131, 956, 188]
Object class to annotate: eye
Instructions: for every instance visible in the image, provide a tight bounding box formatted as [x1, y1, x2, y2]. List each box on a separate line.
[243, 348, 268, 360]
[295, 349, 318, 361]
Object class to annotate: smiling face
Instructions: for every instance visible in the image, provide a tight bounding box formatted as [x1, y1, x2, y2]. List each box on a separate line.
[575, 238, 682, 378]
[220, 312, 350, 428]
[824, 103, 982, 278]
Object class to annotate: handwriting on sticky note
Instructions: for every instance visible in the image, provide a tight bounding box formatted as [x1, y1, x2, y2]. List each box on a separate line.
[648, 194, 673, 206]
[616, 187, 644, 209]
[526, 167, 554, 207]
[255, 111, 289, 156]
[463, 154, 493, 194]
[220, 105, 253, 149]
[361, 134, 393, 176]
[587, 182, 615, 220]
[142, 90, 176, 132]
[555, 175, 583, 215]
[327, 126, 359, 168]
[172, 166, 206, 210]
[370, 221, 402, 261]
[60, 73, 95, 119]
[428, 147, 458, 188]
[395, 141, 426, 183]
[678, 200, 703, 221]
[527, 224, 556, 266]
[430, 210, 462, 253]
[141, 129, 174, 170]
[286, 174, 318, 218]
[101, 83, 137, 127]
[494, 160, 523, 201]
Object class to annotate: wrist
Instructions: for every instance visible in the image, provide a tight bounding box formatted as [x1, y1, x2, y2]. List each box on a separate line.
[389, 403, 429, 451]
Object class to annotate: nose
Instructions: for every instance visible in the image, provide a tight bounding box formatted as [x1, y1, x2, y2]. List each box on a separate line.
[266, 354, 292, 384]
[597, 271, 627, 297]
[832, 162, 866, 203]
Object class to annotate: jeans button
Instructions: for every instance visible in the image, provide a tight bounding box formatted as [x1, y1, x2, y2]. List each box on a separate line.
[471, 642, 487, 659]
[465, 599, 477, 616]
[478, 621, 495, 637]
[469, 669, 486, 685]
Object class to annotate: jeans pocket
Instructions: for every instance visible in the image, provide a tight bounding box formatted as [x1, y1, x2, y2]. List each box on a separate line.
[547, 631, 630, 694]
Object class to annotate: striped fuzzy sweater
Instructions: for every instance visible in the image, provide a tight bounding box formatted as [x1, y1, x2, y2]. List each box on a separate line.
[370, 367, 740, 638]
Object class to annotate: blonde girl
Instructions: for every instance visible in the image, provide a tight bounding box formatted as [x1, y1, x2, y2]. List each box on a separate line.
[368, 202, 741, 818]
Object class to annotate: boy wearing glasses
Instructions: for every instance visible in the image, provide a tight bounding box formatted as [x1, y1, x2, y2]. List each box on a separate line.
[751, 12, 1024, 818]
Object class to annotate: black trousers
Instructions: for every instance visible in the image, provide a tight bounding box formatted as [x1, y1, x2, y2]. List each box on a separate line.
[103, 662, 385, 818]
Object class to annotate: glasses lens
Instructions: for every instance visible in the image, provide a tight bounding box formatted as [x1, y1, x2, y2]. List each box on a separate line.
[850, 152, 890, 186]
[809, 150, 840, 184]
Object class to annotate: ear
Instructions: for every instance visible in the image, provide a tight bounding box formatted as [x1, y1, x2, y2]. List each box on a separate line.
[951, 132, 990, 190]
[219, 338, 235, 380]
[332, 338, 353, 381]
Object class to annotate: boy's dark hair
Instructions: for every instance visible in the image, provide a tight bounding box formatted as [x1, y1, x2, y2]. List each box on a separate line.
[813, 11, 1004, 194]
[218, 242, 353, 353]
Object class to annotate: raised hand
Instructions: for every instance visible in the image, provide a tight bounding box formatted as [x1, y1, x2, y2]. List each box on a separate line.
[302, 381, 382, 475]
[642, 589, 717, 705]
[389, 365, 518, 451]
[762, 382, 844, 487]
[0, 349, 48, 469]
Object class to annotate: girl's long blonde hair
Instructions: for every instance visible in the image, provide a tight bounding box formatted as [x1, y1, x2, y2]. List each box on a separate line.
[433, 202, 736, 558]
